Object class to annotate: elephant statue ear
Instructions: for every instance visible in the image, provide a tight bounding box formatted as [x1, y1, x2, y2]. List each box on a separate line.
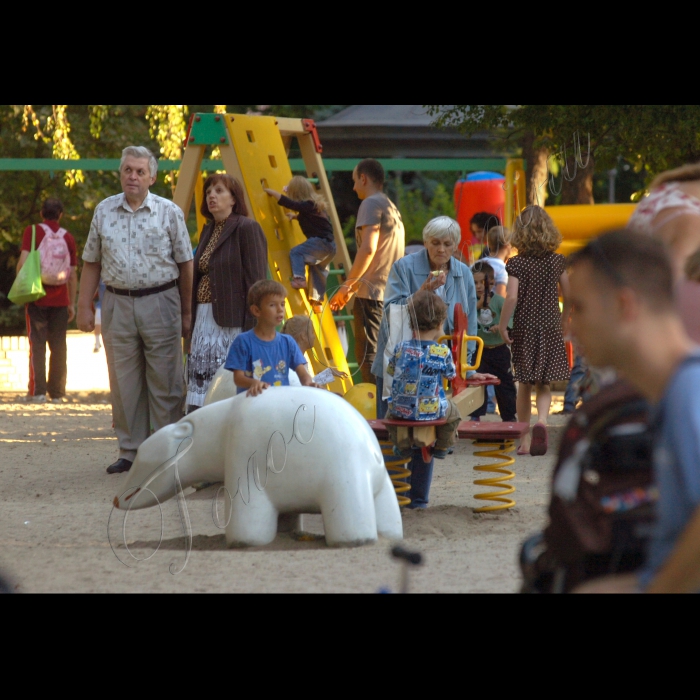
[173, 422, 194, 441]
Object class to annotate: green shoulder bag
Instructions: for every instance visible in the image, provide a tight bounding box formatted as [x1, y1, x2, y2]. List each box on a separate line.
[8, 226, 46, 306]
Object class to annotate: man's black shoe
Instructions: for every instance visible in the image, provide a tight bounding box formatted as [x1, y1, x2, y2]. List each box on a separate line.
[107, 459, 133, 475]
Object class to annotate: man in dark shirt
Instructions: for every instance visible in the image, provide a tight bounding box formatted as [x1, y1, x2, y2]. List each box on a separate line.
[16, 198, 78, 404]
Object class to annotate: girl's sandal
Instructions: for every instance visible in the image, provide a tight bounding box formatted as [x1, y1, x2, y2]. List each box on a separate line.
[517, 445, 530, 457]
[530, 423, 549, 457]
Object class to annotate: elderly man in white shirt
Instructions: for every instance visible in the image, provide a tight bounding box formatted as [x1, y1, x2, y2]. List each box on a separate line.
[77, 146, 194, 475]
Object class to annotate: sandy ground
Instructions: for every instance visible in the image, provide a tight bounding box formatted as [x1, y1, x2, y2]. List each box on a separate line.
[0, 393, 569, 594]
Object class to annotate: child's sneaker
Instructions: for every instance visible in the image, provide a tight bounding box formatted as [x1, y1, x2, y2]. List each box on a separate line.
[291, 277, 307, 290]
[432, 448, 450, 460]
[393, 445, 413, 459]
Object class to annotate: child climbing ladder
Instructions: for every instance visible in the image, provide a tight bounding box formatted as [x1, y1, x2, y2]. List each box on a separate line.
[265, 177, 337, 310]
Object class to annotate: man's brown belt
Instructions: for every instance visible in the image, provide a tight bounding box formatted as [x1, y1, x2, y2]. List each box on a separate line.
[105, 280, 178, 298]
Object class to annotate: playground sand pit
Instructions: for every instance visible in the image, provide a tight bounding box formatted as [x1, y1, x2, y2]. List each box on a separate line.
[0, 394, 569, 594]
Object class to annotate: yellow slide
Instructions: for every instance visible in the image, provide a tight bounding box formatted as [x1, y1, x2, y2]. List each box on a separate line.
[222, 114, 353, 395]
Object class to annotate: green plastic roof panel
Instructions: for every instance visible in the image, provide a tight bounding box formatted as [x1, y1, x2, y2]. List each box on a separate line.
[188, 113, 229, 147]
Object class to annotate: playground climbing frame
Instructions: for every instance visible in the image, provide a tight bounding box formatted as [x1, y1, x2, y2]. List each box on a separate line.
[173, 113, 354, 395]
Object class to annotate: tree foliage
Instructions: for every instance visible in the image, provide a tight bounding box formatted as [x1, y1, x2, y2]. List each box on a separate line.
[146, 105, 190, 163]
[0, 104, 348, 249]
[395, 182, 455, 243]
[426, 104, 700, 179]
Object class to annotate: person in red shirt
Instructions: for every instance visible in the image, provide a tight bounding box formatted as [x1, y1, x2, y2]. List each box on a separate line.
[16, 198, 78, 403]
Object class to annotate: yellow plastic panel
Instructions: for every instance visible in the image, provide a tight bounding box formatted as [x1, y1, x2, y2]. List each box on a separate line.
[547, 204, 636, 242]
[225, 114, 352, 394]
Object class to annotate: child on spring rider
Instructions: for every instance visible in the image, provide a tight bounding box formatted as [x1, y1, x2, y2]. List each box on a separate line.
[386, 290, 462, 460]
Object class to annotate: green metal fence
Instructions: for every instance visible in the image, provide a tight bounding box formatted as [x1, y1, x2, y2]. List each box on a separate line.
[0, 158, 509, 173]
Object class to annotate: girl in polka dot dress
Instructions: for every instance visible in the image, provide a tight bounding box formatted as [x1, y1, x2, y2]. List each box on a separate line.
[498, 206, 571, 456]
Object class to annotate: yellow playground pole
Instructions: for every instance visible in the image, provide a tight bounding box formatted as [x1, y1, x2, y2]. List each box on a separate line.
[173, 113, 354, 396]
[504, 158, 527, 229]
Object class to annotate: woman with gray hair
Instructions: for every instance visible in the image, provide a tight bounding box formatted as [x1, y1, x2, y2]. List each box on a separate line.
[371, 216, 496, 509]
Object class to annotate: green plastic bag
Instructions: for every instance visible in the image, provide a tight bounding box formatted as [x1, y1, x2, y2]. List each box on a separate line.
[8, 226, 46, 306]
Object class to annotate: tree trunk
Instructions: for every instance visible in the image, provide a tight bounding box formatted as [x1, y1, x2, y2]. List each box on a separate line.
[561, 153, 595, 205]
[523, 132, 550, 207]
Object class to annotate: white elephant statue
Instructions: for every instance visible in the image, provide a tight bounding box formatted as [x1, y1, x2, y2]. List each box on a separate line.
[203, 365, 239, 406]
[115, 387, 403, 548]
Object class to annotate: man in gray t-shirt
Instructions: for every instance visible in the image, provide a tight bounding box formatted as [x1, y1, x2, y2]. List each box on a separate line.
[330, 159, 405, 384]
[355, 192, 405, 300]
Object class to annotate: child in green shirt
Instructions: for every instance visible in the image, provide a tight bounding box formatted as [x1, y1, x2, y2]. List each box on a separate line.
[471, 263, 517, 422]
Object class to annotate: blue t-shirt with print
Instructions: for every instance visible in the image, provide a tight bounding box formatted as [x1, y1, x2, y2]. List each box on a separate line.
[639, 354, 700, 590]
[225, 330, 307, 394]
[387, 340, 457, 422]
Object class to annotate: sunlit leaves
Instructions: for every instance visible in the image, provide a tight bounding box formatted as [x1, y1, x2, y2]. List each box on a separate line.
[145, 104, 189, 161]
[49, 106, 84, 187]
[21, 105, 83, 187]
[146, 105, 190, 185]
[89, 105, 109, 139]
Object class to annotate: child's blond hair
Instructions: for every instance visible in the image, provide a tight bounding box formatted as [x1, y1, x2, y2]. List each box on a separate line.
[282, 316, 315, 349]
[486, 226, 512, 255]
[512, 206, 562, 258]
[286, 176, 328, 214]
[686, 249, 700, 283]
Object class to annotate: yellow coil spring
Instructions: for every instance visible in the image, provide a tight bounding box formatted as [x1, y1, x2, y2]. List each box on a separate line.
[473, 440, 517, 513]
[381, 442, 412, 508]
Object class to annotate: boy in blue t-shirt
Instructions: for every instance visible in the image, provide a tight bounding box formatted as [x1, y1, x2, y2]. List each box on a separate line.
[225, 280, 318, 397]
[386, 290, 462, 460]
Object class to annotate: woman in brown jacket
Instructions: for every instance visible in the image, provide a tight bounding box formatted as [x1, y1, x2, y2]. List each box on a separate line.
[186, 174, 268, 412]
